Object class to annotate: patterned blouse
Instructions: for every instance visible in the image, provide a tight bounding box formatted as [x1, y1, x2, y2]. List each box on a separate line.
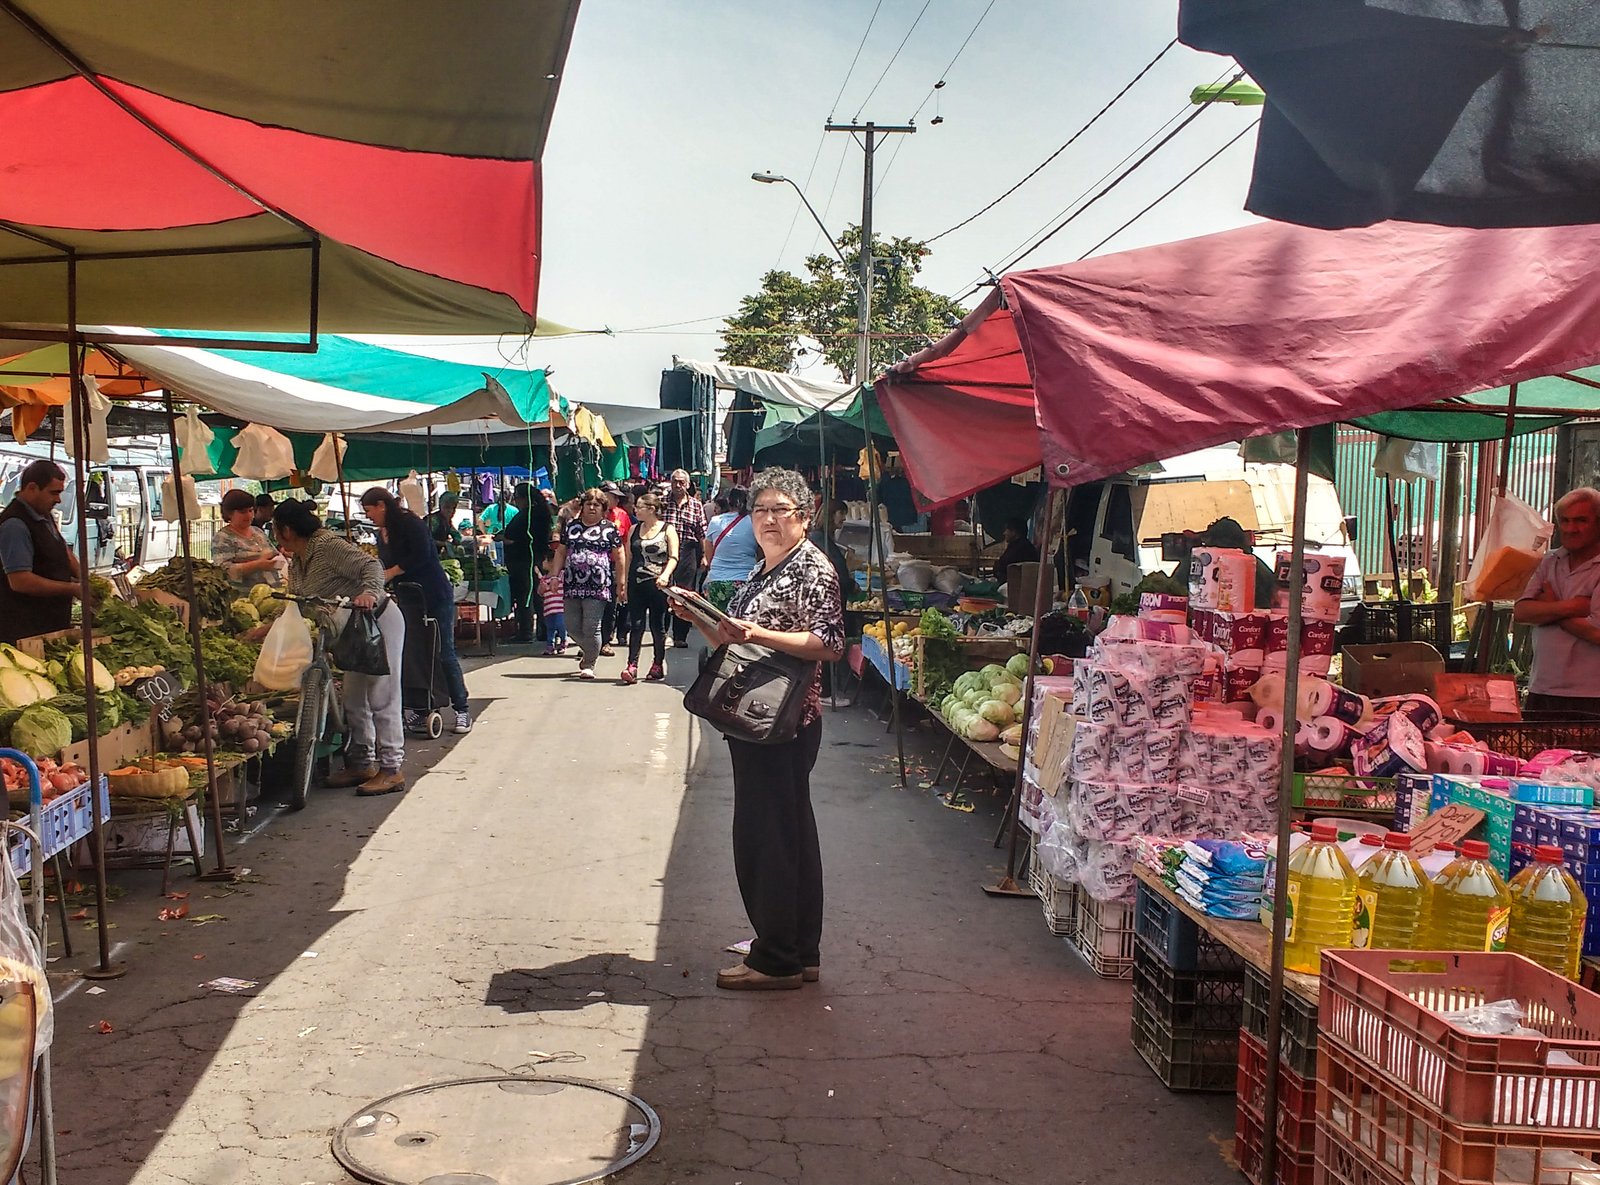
[211, 523, 281, 592]
[728, 539, 845, 725]
[560, 518, 623, 600]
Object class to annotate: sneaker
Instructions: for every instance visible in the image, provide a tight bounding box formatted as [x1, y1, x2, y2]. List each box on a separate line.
[577, 668, 596, 681]
[453, 710, 472, 734]
[403, 709, 422, 731]
[619, 664, 638, 685]
[646, 662, 664, 681]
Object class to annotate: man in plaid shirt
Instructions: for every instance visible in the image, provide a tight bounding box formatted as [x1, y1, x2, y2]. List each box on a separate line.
[661, 469, 706, 646]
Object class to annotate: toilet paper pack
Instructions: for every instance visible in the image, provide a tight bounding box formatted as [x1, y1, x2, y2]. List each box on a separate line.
[1275, 551, 1346, 622]
[1189, 547, 1257, 612]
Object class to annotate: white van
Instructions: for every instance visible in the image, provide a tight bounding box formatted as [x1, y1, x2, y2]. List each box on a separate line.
[1064, 446, 1362, 610]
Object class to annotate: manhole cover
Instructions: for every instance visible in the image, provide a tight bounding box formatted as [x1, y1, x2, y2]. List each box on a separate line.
[332, 1076, 660, 1185]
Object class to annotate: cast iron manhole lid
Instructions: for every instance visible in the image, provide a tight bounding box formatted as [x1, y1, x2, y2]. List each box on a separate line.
[331, 1076, 660, 1185]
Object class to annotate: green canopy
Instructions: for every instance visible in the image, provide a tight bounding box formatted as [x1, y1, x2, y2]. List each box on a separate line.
[1351, 366, 1600, 441]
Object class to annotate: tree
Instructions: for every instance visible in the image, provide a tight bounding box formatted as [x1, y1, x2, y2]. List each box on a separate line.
[719, 227, 965, 383]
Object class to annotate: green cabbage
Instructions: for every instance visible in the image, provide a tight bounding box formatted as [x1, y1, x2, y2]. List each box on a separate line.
[978, 699, 1015, 726]
[963, 717, 1000, 742]
[979, 664, 1008, 687]
[991, 682, 1022, 707]
[1006, 653, 1030, 680]
[12, 704, 72, 759]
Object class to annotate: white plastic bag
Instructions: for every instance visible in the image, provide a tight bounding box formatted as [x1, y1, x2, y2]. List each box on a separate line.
[1465, 493, 1553, 602]
[252, 600, 314, 690]
[63, 376, 111, 463]
[308, 432, 347, 483]
[231, 422, 295, 480]
[175, 406, 215, 475]
[158, 474, 201, 522]
[399, 471, 426, 516]
[1372, 437, 1442, 482]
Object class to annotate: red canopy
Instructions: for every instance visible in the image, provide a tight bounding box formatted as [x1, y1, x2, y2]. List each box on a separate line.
[877, 219, 1600, 505]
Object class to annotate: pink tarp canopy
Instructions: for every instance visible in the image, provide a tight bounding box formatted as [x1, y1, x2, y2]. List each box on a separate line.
[877, 219, 1600, 506]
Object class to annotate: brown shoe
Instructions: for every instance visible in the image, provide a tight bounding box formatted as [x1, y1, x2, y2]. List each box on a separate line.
[716, 962, 801, 991]
[802, 966, 820, 983]
[325, 765, 378, 789]
[355, 770, 406, 796]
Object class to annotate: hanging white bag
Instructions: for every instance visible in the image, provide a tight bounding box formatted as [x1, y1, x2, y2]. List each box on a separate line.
[231, 422, 295, 480]
[1464, 492, 1553, 602]
[63, 376, 112, 463]
[174, 406, 216, 475]
[158, 474, 201, 522]
[308, 432, 347, 483]
[252, 600, 315, 690]
[399, 470, 425, 515]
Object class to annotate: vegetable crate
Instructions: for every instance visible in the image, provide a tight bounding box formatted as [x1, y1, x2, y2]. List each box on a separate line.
[1027, 847, 1077, 939]
[1291, 773, 1396, 820]
[1316, 949, 1600, 1185]
[1067, 894, 1137, 980]
[1241, 963, 1320, 1079]
[1134, 881, 1244, 973]
[1233, 1029, 1317, 1185]
[1129, 944, 1246, 1092]
[9, 776, 108, 877]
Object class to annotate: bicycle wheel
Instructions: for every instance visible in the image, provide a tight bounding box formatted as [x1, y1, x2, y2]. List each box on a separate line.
[289, 665, 329, 812]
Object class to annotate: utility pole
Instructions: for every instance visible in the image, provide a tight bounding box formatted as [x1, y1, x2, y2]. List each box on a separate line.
[826, 119, 914, 785]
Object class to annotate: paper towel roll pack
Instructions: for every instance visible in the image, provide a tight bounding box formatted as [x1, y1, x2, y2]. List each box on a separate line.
[1274, 551, 1346, 621]
[1189, 547, 1257, 612]
[1424, 741, 1521, 777]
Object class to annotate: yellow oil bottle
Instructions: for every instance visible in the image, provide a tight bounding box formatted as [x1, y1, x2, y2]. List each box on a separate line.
[1283, 820, 1357, 974]
[1353, 832, 1430, 951]
[1428, 840, 1511, 953]
[1506, 845, 1587, 979]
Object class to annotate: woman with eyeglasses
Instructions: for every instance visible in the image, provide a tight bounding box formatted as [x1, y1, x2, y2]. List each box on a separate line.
[671, 467, 844, 991]
[548, 489, 627, 680]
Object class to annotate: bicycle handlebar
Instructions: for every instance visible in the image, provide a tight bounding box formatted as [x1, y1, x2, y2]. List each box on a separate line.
[269, 592, 352, 608]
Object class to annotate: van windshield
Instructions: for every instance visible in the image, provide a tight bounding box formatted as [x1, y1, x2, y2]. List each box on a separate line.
[0, 458, 78, 524]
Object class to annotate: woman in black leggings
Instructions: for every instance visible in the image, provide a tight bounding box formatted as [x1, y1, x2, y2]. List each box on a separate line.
[620, 492, 678, 685]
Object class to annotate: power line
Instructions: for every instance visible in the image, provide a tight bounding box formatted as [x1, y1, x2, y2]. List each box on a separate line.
[908, 0, 998, 122]
[1073, 118, 1260, 261]
[924, 38, 1180, 245]
[829, 0, 885, 119]
[853, 0, 934, 120]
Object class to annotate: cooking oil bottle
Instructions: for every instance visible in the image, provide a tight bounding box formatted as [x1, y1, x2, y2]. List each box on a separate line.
[1506, 845, 1588, 979]
[1352, 832, 1430, 951]
[1429, 839, 1512, 953]
[1283, 820, 1357, 974]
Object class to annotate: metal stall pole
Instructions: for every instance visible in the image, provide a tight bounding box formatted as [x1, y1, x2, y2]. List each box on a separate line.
[1496, 382, 1520, 495]
[1260, 429, 1313, 1185]
[65, 265, 123, 982]
[162, 394, 232, 879]
[861, 425, 906, 786]
[1438, 443, 1468, 601]
[985, 486, 1059, 894]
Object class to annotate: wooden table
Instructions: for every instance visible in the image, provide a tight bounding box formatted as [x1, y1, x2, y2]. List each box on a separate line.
[1133, 864, 1320, 1005]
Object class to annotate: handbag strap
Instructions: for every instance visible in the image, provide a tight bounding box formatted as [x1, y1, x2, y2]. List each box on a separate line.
[713, 513, 746, 548]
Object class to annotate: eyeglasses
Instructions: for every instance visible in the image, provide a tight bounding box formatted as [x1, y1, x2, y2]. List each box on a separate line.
[751, 505, 803, 519]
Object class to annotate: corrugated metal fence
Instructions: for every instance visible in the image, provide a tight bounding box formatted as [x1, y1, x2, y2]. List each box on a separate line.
[1334, 427, 1558, 585]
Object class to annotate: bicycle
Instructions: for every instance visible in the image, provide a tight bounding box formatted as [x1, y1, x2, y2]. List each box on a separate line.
[270, 593, 349, 811]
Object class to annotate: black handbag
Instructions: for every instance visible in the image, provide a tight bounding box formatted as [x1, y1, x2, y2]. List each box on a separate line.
[329, 606, 390, 676]
[683, 641, 814, 744]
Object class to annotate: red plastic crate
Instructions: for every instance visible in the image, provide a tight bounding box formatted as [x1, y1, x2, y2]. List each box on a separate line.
[1317, 1038, 1600, 1185]
[1233, 1029, 1316, 1185]
[1320, 949, 1600, 1135]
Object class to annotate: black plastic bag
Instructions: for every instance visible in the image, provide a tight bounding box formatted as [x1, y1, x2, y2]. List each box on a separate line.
[330, 608, 389, 676]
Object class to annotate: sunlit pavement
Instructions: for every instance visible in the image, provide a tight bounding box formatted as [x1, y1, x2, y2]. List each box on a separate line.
[40, 648, 1239, 1184]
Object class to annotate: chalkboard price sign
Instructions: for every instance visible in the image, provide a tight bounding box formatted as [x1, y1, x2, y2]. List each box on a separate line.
[131, 670, 186, 706]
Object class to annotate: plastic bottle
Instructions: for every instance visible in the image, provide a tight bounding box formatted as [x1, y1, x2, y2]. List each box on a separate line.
[1066, 585, 1090, 623]
[1429, 839, 1512, 953]
[1505, 845, 1588, 979]
[1352, 832, 1430, 951]
[1283, 820, 1357, 974]
[1417, 841, 1457, 879]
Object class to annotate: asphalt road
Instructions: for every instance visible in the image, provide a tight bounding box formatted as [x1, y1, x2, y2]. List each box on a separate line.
[36, 645, 1241, 1184]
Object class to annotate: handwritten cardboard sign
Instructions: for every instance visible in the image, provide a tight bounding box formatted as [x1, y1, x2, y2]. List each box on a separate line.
[1407, 802, 1485, 856]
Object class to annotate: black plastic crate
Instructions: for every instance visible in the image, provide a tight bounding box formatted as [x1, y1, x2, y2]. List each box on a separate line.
[1134, 882, 1246, 973]
[1351, 600, 1453, 646]
[1241, 963, 1319, 1080]
[1130, 989, 1239, 1093]
[1132, 945, 1246, 1032]
[1440, 711, 1600, 761]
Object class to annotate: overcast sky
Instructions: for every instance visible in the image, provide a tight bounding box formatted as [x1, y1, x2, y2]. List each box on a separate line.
[380, 1, 1263, 407]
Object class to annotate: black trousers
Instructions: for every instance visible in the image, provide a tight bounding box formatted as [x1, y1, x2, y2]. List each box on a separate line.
[626, 580, 668, 666]
[508, 553, 536, 641]
[726, 716, 823, 978]
[670, 540, 703, 643]
[1523, 692, 1600, 717]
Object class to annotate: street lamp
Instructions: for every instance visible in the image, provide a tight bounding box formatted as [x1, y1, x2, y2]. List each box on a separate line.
[750, 172, 859, 280]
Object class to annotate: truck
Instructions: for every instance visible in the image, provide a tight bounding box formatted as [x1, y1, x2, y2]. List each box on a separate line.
[1064, 445, 1363, 612]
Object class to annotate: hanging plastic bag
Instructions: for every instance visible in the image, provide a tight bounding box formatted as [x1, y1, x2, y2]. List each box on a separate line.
[252, 600, 315, 690]
[1464, 493, 1553, 602]
[63, 376, 112, 463]
[0, 829, 48, 1180]
[158, 474, 201, 522]
[174, 406, 215, 476]
[308, 432, 347, 483]
[1372, 437, 1442, 482]
[329, 608, 389, 676]
[231, 422, 295, 480]
[399, 471, 425, 515]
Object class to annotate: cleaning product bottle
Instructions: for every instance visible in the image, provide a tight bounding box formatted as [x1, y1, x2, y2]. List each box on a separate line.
[1505, 845, 1588, 979]
[1352, 832, 1430, 951]
[1282, 820, 1357, 974]
[1429, 839, 1512, 952]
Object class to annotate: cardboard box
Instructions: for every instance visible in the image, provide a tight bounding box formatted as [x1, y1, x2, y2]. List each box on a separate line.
[1340, 642, 1444, 699]
[1434, 673, 1521, 723]
[74, 803, 204, 868]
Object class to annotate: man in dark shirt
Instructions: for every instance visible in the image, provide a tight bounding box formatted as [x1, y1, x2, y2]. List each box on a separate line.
[0, 460, 80, 643]
[992, 517, 1040, 587]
